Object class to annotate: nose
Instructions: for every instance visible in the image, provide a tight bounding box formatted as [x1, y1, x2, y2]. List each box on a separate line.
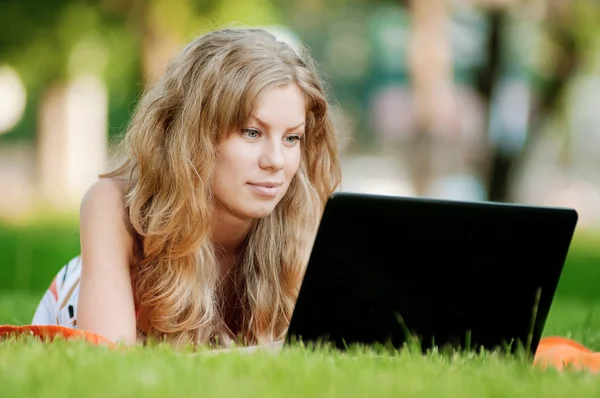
[258, 139, 286, 171]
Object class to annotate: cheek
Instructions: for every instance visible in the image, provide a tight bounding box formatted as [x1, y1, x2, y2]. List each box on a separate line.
[218, 147, 252, 179]
[213, 156, 239, 194]
[211, 173, 227, 200]
[286, 149, 302, 176]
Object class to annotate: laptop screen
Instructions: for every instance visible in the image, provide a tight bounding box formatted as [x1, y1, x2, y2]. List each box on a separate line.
[287, 193, 578, 356]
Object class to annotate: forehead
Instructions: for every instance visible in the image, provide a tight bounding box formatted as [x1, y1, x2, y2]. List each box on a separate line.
[249, 83, 306, 127]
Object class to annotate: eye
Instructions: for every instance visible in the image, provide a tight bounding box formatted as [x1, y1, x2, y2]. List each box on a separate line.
[284, 134, 303, 146]
[241, 128, 261, 139]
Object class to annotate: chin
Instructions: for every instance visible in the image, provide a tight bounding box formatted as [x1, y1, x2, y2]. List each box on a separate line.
[244, 208, 276, 219]
[240, 202, 280, 219]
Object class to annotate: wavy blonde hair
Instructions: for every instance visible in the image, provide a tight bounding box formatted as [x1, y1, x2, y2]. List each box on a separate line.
[103, 28, 341, 348]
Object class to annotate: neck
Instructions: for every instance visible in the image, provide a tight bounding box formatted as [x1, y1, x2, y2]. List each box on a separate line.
[212, 205, 253, 276]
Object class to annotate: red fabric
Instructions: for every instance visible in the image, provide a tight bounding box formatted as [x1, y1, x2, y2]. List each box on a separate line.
[0, 325, 117, 348]
[48, 277, 58, 301]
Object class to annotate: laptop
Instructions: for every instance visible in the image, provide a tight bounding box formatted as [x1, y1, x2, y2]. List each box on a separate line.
[285, 192, 578, 357]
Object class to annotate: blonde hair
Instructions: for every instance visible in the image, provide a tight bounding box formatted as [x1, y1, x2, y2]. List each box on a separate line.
[103, 28, 341, 347]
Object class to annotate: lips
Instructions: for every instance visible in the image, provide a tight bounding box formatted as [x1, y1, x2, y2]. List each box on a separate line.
[247, 182, 282, 198]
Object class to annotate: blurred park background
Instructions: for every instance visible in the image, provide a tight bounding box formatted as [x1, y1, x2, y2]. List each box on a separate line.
[1, 0, 600, 339]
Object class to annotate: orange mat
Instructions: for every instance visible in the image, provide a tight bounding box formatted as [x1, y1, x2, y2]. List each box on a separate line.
[533, 336, 600, 373]
[0, 325, 117, 348]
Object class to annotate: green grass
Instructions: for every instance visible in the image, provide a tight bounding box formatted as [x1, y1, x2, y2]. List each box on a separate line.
[542, 298, 600, 349]
[553, 232, 600, 302]
[0, 291, 41, 326]
[2, 336, 600, 398]
[0, 217, 80, 292]
[1, 220, 599, 296]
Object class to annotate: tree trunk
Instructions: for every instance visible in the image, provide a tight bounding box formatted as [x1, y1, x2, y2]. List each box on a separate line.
[407, 0, 461, 197]
[479, 11, 507, 202]
[140, 4, 182, 86]
[37, 75, 108, 208]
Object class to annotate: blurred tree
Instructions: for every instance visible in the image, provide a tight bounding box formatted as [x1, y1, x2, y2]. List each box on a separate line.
[100, 0, 279, 85]
[0, 0, 279, 208]
[0, 0, 71, 89]
[405, 0, 457, 196]
[3, 0, 598, 206]
[0, 0, 133, 206]
[484, 0, 600, 201]
[0, 0, 281, 141]
[402, 0, 600, 202]
[0, 0, 140, 142]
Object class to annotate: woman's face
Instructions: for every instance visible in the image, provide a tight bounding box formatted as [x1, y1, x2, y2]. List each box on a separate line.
[212, 83, 305, 221]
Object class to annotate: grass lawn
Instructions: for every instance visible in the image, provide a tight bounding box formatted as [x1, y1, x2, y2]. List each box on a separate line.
[2, 337, 600, 398]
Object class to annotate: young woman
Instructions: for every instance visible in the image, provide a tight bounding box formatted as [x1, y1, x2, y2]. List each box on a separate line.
[19, 27, 600, 371]
[31, 27, 342, 349]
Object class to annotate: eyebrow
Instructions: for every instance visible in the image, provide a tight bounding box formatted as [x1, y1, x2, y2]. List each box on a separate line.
[250, 116, 305, 134]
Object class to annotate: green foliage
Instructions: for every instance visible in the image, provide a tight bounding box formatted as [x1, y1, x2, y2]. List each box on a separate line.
[571, 0, 600, 73]
[1, 0, 102, 89]
[554, 234, 600, 302]
[0, 0, 285, 143]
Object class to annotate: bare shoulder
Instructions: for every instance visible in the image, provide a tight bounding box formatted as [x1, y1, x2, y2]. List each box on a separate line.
[81, 177, 128, 212]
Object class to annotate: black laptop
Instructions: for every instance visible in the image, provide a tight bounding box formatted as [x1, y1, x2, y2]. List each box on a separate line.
[285, 192, 578, 357]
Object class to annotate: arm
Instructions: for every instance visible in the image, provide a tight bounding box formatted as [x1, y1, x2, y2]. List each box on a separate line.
[76, 178, 138, 346]
[206, 340, 284, 355]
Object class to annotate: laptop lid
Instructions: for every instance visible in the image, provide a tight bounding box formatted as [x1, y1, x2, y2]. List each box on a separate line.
[286, 192, 578, 356]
